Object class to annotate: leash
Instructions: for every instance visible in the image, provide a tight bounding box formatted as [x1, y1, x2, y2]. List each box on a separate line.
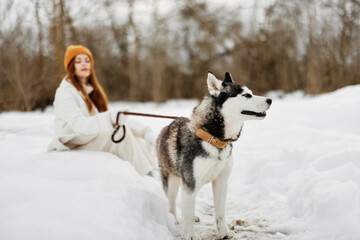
[122, 111, 179, 119]
[111, 111, 179, 143]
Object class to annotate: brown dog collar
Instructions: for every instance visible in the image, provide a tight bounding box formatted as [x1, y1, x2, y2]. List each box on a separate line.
[195, 129, 228, 149]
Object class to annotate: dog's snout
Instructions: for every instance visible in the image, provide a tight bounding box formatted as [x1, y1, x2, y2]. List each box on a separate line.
[266, 98, 272, 106]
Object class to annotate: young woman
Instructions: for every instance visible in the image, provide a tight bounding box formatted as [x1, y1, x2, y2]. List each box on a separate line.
[48, 45, 156, 175]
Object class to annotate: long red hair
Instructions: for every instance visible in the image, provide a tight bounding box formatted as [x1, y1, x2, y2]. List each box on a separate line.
[66, 58, 108, 113]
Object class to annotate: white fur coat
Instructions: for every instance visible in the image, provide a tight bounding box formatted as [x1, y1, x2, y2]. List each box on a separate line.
[47, 79, 150, 151]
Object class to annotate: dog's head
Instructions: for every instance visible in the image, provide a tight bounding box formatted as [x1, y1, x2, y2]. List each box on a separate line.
[207, 72, 272, 121]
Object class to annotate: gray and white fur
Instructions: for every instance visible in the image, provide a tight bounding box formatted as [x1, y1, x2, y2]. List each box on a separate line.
[156, 72, 272, 240]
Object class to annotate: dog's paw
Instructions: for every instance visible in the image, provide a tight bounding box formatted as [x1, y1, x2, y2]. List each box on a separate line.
[220, 228, 235, 239]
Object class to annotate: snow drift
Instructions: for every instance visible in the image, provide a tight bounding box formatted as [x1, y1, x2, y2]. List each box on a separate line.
[0, 85, 359, 240]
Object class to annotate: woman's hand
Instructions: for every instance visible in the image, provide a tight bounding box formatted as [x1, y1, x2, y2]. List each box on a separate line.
[110, 107, 130, 125]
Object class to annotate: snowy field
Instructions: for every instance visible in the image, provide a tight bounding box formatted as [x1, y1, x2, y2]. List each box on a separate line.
[1, 85, 360, 240]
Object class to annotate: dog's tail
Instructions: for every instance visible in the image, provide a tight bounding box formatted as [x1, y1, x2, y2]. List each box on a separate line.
[160, 169, 169, 194]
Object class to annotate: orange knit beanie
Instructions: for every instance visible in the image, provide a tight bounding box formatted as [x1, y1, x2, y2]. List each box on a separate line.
[64, 45, 94, 71]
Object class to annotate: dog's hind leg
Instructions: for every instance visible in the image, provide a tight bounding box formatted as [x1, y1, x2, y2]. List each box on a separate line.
[167, 174, 180, 224]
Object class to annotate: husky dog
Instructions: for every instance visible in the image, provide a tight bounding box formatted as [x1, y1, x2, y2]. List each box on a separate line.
[156, 72, 272, 240]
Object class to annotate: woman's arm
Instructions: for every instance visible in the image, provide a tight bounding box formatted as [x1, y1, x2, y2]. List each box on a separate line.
[54, 88, 113, 135]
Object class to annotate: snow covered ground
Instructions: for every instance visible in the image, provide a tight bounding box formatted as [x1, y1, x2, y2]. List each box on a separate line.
[1, 85, 359, 240]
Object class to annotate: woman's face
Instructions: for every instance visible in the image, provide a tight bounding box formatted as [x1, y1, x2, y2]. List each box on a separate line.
[74, 54, 91, 81]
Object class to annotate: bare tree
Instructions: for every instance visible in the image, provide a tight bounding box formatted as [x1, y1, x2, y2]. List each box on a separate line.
[1, 0, 360, 111]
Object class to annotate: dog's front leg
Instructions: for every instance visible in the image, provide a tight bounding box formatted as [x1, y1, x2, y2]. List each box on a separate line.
[181, 185, 200, 240]
[212, 166, 235, 239]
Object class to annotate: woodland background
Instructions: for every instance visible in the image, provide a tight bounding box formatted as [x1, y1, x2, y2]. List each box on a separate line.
[0, 0, 359, 111]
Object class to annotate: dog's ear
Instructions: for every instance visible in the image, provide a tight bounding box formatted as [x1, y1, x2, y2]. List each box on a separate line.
[207, 72, 223, 96]
[224, 72, 234, 83]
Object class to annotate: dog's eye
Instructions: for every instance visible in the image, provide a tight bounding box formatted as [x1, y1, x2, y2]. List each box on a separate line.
[243, 94, 252, 98]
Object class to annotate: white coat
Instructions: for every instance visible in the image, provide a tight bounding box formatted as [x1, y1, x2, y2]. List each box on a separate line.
[48, 78, 156, 175]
